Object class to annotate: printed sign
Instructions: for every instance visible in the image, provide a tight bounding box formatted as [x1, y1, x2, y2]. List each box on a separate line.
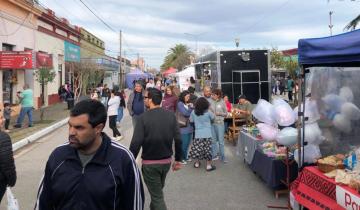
[64, 41, 80, 62]
[336, 185, 360, 210]
[36, 52, 53, 68]
[0, 51, 34, 69]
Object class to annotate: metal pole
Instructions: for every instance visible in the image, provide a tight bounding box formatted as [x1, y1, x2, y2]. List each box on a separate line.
[329, 11, 334, 36]
[119, 30, 122, 88]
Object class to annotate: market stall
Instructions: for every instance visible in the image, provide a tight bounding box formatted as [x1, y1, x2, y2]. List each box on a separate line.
[175, 66, 195, 91]
[125, 69, 149, 89]
[291, 29, 360, 210]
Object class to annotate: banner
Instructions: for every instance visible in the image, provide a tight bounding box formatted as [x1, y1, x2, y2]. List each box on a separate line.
[36, 52, 53, 68]
[336, 185, 360, 209]
[0, 51, 34, 69]
[64, 41, 80, 62]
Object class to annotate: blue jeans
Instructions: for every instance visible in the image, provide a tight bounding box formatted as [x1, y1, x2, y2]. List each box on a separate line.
[181, 133, 192, 160]
[212, 123, 225, 160]
[16, 107, 33, 126]
[117, 107, 124, 122]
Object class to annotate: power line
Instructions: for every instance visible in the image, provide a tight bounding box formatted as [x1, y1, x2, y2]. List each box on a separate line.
[78, 0, 117, 33]
[0, 4, 34, 36]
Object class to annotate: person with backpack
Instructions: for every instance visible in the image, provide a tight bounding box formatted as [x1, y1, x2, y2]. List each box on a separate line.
[287, 76, 295, 102]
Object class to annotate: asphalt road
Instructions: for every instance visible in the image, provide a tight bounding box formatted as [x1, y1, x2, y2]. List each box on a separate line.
[0, 110, 287, 210]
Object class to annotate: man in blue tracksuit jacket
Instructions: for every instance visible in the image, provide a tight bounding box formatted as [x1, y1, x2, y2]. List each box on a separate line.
[34, 99, 144, 210]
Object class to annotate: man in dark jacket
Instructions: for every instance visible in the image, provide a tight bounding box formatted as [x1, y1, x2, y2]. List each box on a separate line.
[35, 99, 144, 210]
[130, 88, 182, 210]
[127, 82, 145, 128]
[0, 115, 16, 202]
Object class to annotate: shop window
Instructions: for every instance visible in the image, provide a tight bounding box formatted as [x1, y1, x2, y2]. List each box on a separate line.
[2, 71, 13, 104]
[2, 43, 13, 51]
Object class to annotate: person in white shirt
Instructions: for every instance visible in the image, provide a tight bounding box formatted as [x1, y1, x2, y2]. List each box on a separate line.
[107, 90, 123, 141]
[146, 79, 155, 89]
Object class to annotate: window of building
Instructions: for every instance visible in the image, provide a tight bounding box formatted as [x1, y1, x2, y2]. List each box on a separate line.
[87, 35, 90, 41]
[2, 43, 13, 51]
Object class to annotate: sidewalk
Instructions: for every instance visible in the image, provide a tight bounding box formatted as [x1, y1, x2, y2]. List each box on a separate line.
[7, 102, 70, 143]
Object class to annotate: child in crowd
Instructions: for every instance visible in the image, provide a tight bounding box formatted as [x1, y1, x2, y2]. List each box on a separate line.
[3, 103, 12, 132]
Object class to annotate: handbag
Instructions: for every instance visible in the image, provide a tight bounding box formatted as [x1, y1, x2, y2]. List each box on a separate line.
[176, 111, 188, 128]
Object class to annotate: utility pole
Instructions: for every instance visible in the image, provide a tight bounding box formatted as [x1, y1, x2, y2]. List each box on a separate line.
[329, 11, 334, 36]
[119, 30, 122, 88]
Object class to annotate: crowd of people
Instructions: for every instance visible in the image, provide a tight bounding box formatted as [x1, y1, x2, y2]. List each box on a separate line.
[0, 75, 255, 210]
[271, 75, 296, 102]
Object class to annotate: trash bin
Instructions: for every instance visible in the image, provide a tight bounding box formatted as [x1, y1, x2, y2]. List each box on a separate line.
[67, 98, 74, 110]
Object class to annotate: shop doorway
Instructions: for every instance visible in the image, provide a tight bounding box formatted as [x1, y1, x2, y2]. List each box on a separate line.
[3, 70, 13, 104]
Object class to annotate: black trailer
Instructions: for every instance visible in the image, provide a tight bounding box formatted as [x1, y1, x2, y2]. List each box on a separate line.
[194, 50, 271, 104]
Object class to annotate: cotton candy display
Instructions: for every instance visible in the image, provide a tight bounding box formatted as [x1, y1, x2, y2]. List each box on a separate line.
[252, 99, 276, 125]
[340, 102, 360, 121]
[322, 94, 345, 113]
[301, 123, 323, 145]
[256, 123, 278, 141]
[272, 98, 288, 106]
[293, 99, 320, 124]
[339, 86, 354, 102]
[333, 114, 352, 134]
[275, 127, 298, 146]
[294, 144, 322, 164]
[274, 102, 296, 126]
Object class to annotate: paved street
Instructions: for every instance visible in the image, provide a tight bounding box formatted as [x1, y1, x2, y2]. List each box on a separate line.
[1, 111, 286, 210]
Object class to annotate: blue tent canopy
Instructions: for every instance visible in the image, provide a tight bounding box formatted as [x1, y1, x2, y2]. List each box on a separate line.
[125, 69, 149, 89]
[298, 29, 360, 66]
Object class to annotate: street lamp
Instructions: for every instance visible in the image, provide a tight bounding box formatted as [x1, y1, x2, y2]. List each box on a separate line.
[235, 38, 240, 48]
[184, 32, 206, 56]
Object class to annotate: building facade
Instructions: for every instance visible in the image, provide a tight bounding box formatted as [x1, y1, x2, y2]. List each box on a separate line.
[0, 0, 42, 111]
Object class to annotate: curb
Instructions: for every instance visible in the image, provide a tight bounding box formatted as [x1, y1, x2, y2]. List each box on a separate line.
[12, 117, 69, 151]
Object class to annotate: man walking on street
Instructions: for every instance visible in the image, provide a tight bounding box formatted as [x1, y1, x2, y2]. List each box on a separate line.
[130, 88, 182, 210]
[127, 82, 145, 128]
[14, 84, 33, 128]
[35, 99, 144, 210]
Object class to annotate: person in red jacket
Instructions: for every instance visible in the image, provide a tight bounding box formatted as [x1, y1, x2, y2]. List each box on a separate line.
[161, 86, 178, 112]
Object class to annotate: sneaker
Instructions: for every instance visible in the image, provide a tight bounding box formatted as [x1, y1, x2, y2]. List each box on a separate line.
[206, 165, 216, 172]
[180, 160, 187, 165]
[13, 124, 21, 128]
[4, 130, 10, 133]
[116, 136, 124, 141]
[212, 156, 219, 161]
[223, 159, 229, 164]
[187, 158, 192, 162]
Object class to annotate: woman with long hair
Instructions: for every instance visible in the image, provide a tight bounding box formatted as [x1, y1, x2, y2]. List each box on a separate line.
[108, 90, 122, 141]
[177, 90, 194, 164]
[210, 89, 228, 163]
[189, 97, 216, 171]
[162, 86, 178, 112]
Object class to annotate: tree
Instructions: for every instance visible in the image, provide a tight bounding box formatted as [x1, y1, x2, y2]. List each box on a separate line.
[71, 61, 103, 101]
[344, 14, 360, 31]
[161, 44, 193, 71]
[270, 47, 284, 69]
[34, 66, 56, 120]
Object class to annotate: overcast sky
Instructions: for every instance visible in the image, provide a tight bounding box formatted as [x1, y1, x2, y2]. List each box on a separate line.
[40, 0, 360, 69]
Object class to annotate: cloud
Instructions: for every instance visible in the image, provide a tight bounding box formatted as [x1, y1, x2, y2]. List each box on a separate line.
[38, 0, 360, 69]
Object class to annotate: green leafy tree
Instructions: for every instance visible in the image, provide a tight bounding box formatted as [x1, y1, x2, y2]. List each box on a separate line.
[34, 67, 56, 120]
[161, 44, 193, 71]
[270, 47, 284, 69]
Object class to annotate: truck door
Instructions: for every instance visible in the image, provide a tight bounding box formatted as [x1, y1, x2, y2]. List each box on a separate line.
[232, 70, 261, 104]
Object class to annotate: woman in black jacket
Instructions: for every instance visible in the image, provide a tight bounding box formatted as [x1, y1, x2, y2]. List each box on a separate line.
[0, 115, 16, 202]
